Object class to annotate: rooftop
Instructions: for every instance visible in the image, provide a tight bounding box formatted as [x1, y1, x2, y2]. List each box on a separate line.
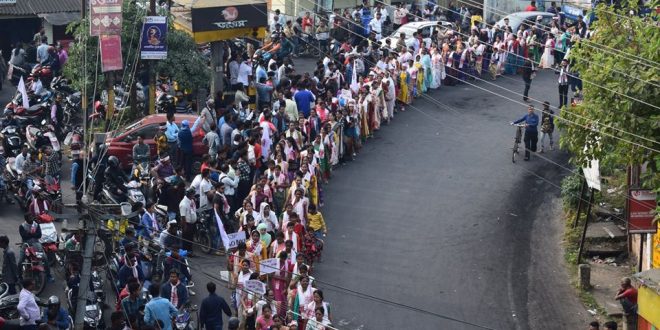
[0, 0, 80, 16]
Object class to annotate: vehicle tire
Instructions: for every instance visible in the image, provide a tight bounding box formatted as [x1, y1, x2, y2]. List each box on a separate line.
[199, 231, 211, 254]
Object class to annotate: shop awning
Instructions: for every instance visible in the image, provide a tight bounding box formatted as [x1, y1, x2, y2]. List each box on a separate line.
[172, 0, 268, 43]
[0, 0, 80, 16]
[38, 11, 81, 26]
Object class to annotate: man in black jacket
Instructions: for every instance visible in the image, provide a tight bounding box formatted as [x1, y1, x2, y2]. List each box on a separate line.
[522, 58, 537, 102]
[0, 235, 19, 294]
[199, 282, 232, 330]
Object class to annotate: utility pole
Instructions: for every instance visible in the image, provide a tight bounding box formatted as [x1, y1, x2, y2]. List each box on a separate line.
[149, 0, 156, 114]
[74, 213, 95, 330]
[210, 41, 225, 96]
[105, 71, 115, 131]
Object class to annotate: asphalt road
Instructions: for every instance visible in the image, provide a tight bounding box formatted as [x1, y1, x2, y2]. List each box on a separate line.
[0, 67, 592, 329]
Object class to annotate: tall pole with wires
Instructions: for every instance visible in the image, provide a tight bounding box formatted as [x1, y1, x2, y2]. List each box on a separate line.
[149, 0, 156, 114]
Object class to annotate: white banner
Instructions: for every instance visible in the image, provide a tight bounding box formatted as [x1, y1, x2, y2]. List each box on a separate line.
[245, 279, 266, 295]
[260, 258, 279, 274]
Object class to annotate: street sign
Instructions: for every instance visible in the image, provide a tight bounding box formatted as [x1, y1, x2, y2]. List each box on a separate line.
[100, 35, 123, 72]
[628, 189, 658, 234]
[90, 0, 123, 36]
[140, 16, 168, 60]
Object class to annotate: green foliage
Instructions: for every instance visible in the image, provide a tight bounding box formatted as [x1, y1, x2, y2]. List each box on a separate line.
[64, 2, 208, 98]
[561, 172, 584, 209]
[559, 2, 660, 194]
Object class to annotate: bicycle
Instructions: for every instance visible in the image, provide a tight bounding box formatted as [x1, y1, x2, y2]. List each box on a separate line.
[511, 123, 526, 163]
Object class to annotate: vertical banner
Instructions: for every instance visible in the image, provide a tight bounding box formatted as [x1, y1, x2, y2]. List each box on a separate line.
[140, 16, 168, 60]
[627, 189, 658, 234]
[100, 35, 123, 72]
[90, 0, 123, 36]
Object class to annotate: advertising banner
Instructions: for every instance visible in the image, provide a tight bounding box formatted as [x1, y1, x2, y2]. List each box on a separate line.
[100, 35, 123, 72]
[628, 189, 658, 234]
[140, 16, 168, 60]
[90, 0, 123, 36]
[191, 3, 267, 33]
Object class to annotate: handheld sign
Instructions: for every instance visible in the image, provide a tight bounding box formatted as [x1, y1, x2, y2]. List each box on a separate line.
[260, 258, 279, 275]
[225, 231, 247, 250]
[245, 280, 266, 296]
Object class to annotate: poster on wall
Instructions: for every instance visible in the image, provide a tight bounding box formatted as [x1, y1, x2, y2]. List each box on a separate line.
[140, 16, 168, 59]
[627, 189, 658, 234]
[653, 223, 660, 269]
[90, 0, 123, 36]
[191, 3, 267, 33]
[100, 35, 123, 72]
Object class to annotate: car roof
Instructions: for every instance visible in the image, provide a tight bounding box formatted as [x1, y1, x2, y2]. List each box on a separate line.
[139, 113, 197, 125]
[505, 11, 555, 18]
[400, 21, 443, 28]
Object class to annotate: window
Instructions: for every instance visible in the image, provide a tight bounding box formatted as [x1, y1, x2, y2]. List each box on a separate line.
[420, 26, 432, 38]
[134, 124, 159, 140]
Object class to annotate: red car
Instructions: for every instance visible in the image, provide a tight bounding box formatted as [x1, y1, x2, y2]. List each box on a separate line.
[105, 114, 206, 169]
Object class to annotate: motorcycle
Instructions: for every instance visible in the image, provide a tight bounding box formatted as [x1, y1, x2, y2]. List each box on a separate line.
[25, 121, 60, 152]
[0, 126, 23, 157]
[0, 285, 43, 319]
[194, 206, 213, 254]
[175, 303, 198, 330]
[155, 89, 175, 114]
[63, 92, 82, 128]
[102, 180, 145, 206]
[19, 242, 47, 295]
[66, 285, 104, 329]
[39, 222, 60, 267]
[32, 176, 62, 211]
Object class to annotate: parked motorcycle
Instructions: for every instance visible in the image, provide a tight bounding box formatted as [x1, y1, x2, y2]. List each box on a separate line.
[0, 286, 43, 319]
[66, 285, 104, 329]
[194, 206, 213, 254]
[39, 222, 60, 267]
[102, 180, 145, 206]
[19, 242, 47, 295]
[175, 303, 198, 330]
[0, 126, 23, 157]
[25, 121, 60, 152]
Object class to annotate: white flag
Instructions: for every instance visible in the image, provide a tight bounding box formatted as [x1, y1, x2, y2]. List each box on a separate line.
[260, 121, 272, 160]
[18, 76, 29, 109]
[214, 210, 231, 250]
[350, 61, 359, 94]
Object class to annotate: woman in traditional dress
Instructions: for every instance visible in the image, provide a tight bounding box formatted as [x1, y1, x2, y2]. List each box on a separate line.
[430, 47, 444, 89]
[421, 48, 433, 92]
[540, 33, 555, 69]
[289, 276, 316, 327]
[406, 59, 417, 98]
[474, 42, 486, 76]
[504, 34, 519, 75]
[414, 55, 425, 95]
[397, 63, 410, 108]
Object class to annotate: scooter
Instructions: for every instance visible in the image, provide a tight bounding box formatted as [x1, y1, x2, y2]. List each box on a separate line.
[39, 222, 60, 267]
[175, 303, 198, 330]
[66, 285, 104, 329]
[102, 180, 145, 205]
[25, 121, 60, 152]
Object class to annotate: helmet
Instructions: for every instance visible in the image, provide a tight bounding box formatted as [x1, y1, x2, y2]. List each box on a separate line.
[47, 295, 59, 306]
[108, 155, 119, 168]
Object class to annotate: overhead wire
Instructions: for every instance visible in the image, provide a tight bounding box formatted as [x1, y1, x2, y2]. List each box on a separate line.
[294, 0, 660, 151]
[455, 0, 660, 70]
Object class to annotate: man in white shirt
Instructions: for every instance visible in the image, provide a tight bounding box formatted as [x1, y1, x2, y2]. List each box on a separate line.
[218, 164, 239, 209]
[13, 147, 28, 174]
[191, 169, 214, 208]
[228, 57, 240, 89]
[18, 279, 41, 327]
[179, 188, 198, 255]
[393, 4, 408, 30]
[237, 58, 252, 88]
[369, 12, 384, 40]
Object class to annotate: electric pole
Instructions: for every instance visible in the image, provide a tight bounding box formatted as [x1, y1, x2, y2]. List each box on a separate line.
[149, 0, 156, 114]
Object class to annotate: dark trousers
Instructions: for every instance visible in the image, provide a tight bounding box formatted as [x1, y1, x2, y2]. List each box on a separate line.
[6, 282, 16, 295]
[168, 141, 178, 166]
[558, 84, 569, 108]
[182, 222, 194, 252]
[523, 78, 532, 100]
[524, 130, 538, 159]
[181, 151, 193, 180]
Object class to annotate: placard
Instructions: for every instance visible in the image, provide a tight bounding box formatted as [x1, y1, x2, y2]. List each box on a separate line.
[140, 16, 168, 60]
[628, 189, 658, 234]
[99, 35, 123, 72]
[225, 231, 246, 250]
[260, 258, 279, 275]
[245, 280, 266, 295]
[90, 0, 123, 36]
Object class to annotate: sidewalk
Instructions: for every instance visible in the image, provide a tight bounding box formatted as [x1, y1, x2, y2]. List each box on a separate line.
[589, 258, 632, 320]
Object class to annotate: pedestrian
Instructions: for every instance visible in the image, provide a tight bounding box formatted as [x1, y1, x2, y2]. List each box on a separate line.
[161, 269, 189, 309]
[109, 311, 126, 330]
[511, 105, 539, 161]
[557, 58, 570, 108]
[202, 123, 220, 160]
[589, 321, 600, 330]
[539, 101, 555, 153]
[521, 57, 536, 102]
[614, 277, 638, 316]
[603, 321, 617, 330]
[143, 282, 178, 330]
[121, 279, 147, 325]
[178, 119, 193, 180]
[165, 113, 179, 166]
[179, 188, 197, 255]
[18, 278, 40, 330]
[0, 235, 19, 295]
[199, 282, 232, 330]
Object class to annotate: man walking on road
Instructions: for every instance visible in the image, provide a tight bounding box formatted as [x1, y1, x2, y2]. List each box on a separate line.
[0, 235, 19, 295]
[511, 105, 539, 161]
[199, 282, 232, 330]
[557, 58, 570, 109]
[18, 279, 40, 329]
[522, 57, 536, 102]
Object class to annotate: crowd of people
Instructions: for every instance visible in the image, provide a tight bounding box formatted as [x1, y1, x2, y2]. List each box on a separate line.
[0, 1, 602, 329]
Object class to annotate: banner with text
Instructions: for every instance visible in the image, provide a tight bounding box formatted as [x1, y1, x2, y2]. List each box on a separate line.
[140, 16, 168, 60]
[627, 189, 658, 234]
[191, 3, 267, 33]
[100, 35, 123, 72]
[90, 0, 123, 36]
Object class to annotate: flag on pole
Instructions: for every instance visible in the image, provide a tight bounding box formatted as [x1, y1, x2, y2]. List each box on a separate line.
[18, 76, 29, 109]
[214, 210, 231, 250]
[350, 60, 359, 94]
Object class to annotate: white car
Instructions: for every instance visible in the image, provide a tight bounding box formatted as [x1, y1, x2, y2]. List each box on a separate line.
[495, 11, 557, 33]
[380, 21, 456, 51]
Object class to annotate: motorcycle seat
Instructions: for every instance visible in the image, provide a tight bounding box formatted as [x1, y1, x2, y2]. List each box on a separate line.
[26, 104, 43, 113]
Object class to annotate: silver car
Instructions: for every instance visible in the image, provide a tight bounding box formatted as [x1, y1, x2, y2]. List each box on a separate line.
[495, 11, 557, 33]
[380, 20, 456, 50]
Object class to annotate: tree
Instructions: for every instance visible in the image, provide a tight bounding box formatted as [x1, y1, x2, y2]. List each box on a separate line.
[63, 2, 209, 106]
[560, 2, 660, 195]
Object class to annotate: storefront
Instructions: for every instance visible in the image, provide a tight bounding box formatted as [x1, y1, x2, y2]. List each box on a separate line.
[0, 0, 79, 61]
[633, 269, 660, 330]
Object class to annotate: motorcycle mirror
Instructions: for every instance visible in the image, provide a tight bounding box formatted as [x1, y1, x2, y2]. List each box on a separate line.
[40, 119, 47, 126]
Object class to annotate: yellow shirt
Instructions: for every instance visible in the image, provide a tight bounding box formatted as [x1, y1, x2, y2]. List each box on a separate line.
[307, 212, 327, 232]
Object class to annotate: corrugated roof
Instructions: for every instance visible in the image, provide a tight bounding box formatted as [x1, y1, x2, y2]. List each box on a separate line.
[0, 0, 81, 16]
